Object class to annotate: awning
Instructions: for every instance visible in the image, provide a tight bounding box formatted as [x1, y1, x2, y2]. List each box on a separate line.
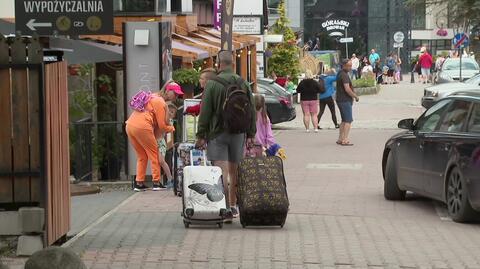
[52, 38, 122, 64]
[172, 40, 209, 59]
[0, 18, 15, 35]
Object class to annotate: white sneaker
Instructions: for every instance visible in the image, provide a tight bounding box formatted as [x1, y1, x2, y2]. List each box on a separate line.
[306, 129, 310, 133]
[314, 129, 319, 133]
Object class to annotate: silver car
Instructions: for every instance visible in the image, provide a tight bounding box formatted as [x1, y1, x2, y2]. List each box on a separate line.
[435, 57, 480, 84]
[422, 73, 480, 108]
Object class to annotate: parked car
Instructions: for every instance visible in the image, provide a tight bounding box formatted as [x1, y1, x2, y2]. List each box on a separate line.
[435, 57, 479, 84]
[256, 78, 296, 124]
[382, 92, 480, 222]
[422, 73, 480, 108]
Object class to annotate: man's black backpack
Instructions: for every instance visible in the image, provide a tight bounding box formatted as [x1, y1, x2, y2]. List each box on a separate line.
[213, 76, 252, 134]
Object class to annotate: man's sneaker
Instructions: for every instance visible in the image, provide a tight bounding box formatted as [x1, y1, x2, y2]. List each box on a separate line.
[165, 180, 174, 189]
[231, 206, 239, 218]
[224, 209, 233, 223]
[134, 182, 148, 192]
[152, 182, 167, 191]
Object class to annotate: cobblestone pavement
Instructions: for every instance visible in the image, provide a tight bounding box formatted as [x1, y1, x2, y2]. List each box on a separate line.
[7, 81, 480, 269]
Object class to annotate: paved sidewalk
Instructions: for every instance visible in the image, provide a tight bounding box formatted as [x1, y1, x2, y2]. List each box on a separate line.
[62, 129, 480, 269]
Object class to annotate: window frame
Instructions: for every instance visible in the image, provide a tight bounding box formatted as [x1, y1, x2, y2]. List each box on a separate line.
[466, 101, 480, 133]
[414, 99, 452, 133]
[437, 100, 473, 133]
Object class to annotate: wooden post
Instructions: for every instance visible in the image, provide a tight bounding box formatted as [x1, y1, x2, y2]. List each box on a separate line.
[0, 35, 13, 203]
[11, 36, 31, 203]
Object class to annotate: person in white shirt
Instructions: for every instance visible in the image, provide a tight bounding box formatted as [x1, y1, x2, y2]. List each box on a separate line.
[351, 54, 360, 79]
[361, 61, 373, 77]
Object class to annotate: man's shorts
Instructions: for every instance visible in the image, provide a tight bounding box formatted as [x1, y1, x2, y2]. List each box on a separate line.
[421, 68, 431, 76]
[300, 100, 319, 114]
[207, 132, 245, 163]
[337, 102, 354, 123]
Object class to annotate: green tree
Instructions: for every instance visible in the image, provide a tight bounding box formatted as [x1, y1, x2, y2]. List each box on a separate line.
[267, 0, 300, 81]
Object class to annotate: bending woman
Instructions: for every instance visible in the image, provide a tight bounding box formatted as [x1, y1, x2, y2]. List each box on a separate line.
[126, 93, 175, 191]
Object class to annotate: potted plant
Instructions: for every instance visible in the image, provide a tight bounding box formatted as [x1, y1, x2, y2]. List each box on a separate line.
[173, 68, 200, 97]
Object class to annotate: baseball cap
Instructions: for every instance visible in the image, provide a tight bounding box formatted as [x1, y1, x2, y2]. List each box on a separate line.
[166, 82, 184, 96]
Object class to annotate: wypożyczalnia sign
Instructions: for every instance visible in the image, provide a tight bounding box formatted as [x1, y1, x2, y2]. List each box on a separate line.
[15, 0, 113, 35]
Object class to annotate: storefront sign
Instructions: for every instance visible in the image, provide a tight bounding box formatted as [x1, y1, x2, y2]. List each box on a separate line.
[321, 19, 350, 37]
[233, 16, 261, 35]
[15, 0, 113, 35]
[221, 0, 234, 51]
[214, 0, 222, 30]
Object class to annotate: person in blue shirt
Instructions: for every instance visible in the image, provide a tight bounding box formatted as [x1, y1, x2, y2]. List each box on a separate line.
[369, 49, 380, 69]
[317, 69, 340, 129]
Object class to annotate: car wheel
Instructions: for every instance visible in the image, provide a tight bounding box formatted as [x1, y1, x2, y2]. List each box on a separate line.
[446, 167, 478, 222]
[384, 151, 406, 201]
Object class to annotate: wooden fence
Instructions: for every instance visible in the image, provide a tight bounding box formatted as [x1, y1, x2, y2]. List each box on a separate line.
[0, 35, 70, 246]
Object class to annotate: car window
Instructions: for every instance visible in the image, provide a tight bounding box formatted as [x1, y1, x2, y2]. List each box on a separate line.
[257, 84, 274, 95]
[415, 99, 452, 132]
[465, 74, 480, 85]
[467, 103, 480, 133]
[443, 59, 479, 71]
[258, 81, 287, 96]
[438, 100, 471, 133]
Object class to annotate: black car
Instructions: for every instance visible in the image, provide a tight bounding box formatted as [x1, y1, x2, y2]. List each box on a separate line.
[382, 92, 480, 222]
[256, 78, 296, 124]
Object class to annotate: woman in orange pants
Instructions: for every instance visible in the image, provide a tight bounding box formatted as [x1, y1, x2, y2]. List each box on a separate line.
[126, 95, 175, 191]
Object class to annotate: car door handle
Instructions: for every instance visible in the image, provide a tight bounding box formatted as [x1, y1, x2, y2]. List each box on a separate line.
[444, 144, 451, 151]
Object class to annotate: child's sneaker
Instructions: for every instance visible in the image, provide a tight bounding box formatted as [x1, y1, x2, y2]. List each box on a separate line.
[134, 182, 148, 192]
[152, 182, 167, 191]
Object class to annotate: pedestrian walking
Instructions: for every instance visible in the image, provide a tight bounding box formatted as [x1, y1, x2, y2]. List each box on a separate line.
[394, 54, 402, 82]
[296, 71, 325, 132]
[336, 59, 359, 146]
[318, 68, 339, 129]
[195, 51, 256, 222]
[126, 88, 176, 191]
[385, 53, 396, 84]
[251, 94, 276, 155]
[369, 49, 380, 69]
[418, 47, 433, 84]
[351, 53, 360, 79]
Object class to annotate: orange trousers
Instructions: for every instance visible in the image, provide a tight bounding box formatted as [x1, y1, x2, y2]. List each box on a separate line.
[126, 124, 161, 182]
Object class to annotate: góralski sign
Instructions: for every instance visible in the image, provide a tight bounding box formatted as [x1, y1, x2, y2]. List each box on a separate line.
[321, 19, 350, 37]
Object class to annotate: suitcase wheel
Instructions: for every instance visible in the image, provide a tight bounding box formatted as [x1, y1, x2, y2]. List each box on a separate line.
[218, 222, 223, 229]
[183, 220, 190, 228]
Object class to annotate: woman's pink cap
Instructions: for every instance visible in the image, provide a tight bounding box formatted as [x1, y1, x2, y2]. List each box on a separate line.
[166, 82, 184, 96]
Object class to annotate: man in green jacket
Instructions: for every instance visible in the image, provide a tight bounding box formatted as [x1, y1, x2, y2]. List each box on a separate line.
[196, 51, 256, 222]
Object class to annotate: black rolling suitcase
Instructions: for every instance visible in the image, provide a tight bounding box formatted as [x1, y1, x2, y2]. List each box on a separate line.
[237, 156, 289, 228]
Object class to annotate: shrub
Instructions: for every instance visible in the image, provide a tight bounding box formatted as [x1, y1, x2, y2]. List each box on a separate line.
[352, 76, 376, 88]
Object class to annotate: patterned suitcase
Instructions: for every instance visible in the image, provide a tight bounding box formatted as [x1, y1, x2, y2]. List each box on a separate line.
[237, 156, 289, 228]
[182, 165, 227, 228]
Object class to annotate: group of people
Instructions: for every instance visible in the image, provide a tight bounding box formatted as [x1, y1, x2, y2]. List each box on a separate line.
[296, 59, 359, 146]
[349, 49, 402, 84]
[126, 51, 279, 222]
